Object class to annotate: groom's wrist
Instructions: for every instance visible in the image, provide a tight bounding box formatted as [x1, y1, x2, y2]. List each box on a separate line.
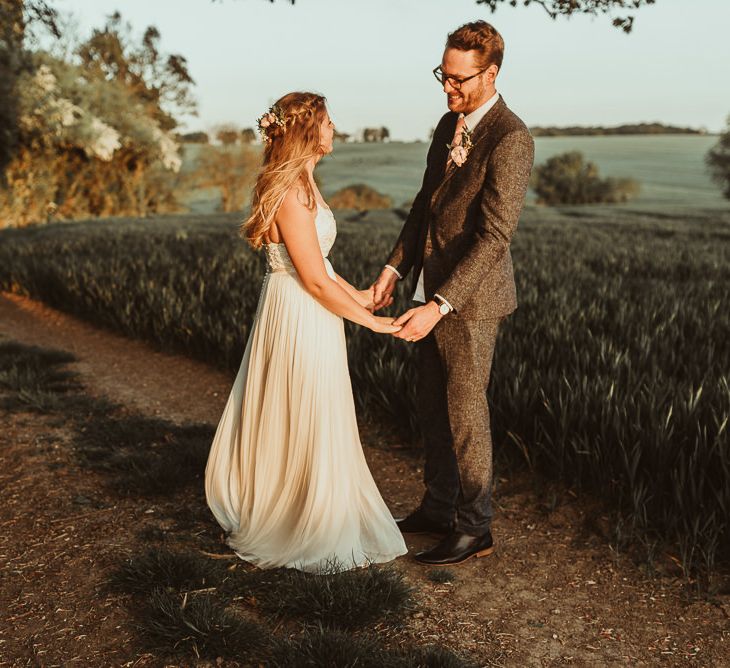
[433, 293, 455, 314]
[384, 264, 402, 280]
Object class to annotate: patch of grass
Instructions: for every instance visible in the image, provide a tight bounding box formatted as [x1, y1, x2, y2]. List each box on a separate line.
[269, 625, 475, 668]
[107, 546, 228, 596]
[268, 625, 392, 668]
[401, 644, 476, 668]
[251, 558, 413, 630]
[0, 340, 81, 411]
[426, 568, 456, 584]
[136, 525, 170, 543]
[133, 585, 266, 661]
[71, 412, 213, 497]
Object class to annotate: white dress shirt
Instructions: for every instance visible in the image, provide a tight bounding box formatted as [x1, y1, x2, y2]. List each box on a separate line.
[385, 91, 501, 312]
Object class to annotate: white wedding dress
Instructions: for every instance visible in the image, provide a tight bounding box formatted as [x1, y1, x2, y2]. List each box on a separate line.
[204, 202, 407, 572]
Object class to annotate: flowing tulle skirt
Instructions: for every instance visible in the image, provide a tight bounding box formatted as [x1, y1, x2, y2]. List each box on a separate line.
[204, 262, 407, 572]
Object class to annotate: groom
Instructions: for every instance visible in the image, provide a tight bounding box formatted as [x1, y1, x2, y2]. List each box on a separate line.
[371, 20, 534, 565]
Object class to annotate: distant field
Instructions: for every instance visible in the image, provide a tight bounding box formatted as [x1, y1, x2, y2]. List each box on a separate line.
[181, 135, 728, 213]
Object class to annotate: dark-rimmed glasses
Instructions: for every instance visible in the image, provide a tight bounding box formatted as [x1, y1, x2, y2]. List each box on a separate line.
[432, 65, 487, 89]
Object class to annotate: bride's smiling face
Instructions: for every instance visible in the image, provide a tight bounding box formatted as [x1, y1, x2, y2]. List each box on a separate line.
[319, 110, 335, 155]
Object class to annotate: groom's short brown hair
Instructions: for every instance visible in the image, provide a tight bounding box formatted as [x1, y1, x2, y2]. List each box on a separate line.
[446, 20, 504, 71]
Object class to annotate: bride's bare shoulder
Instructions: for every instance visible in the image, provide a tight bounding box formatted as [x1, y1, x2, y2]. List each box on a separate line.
[279, 185, 315, 218]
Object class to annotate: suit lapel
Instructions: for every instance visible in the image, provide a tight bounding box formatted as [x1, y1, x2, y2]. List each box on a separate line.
[431, 112, 459, 184]
[433, 96, 507, 195]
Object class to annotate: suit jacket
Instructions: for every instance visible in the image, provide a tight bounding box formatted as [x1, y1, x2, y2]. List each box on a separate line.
[386, 95, 534, 320]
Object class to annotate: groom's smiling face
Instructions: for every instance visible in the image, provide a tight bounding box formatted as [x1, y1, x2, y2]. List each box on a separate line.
[441, 48, 494, 115]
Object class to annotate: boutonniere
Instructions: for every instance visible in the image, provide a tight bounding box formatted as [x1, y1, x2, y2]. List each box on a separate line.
[446, 125, 473, 167]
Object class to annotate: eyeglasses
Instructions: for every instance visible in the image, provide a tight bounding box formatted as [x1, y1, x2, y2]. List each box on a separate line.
[432, 65, 488, 89]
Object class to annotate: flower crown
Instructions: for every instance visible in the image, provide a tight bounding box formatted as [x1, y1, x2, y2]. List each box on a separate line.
[257, 104, 286, 143]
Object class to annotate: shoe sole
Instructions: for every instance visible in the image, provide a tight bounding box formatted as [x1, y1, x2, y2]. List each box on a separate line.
[399, 529, 450, 536]
[415, 544, 494, 566]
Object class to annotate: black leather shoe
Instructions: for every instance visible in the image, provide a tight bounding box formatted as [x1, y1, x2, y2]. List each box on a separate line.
[395, 508, 453, 536]
[414, 529, 494, 565]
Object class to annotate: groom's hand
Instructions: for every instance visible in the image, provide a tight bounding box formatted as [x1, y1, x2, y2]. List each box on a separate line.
[371, 269, 398, 311]
[391, 302, 442, 342]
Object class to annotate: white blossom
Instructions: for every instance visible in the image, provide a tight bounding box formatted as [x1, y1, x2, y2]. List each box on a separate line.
[152, 126, 182, 172]
[54, 98, 83, 127]
[86, 116, 122, 161]
[34, 64, 57, 93]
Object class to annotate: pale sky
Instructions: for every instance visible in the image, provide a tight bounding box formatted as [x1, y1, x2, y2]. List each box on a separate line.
[52, 0, 730, 140]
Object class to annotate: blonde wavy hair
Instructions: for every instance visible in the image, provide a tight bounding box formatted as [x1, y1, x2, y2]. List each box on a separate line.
[240, 92, 329, 249]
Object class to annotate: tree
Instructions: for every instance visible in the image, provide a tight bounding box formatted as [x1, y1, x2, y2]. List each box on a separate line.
[706, 115, 730, 200]
[0, 7, 193, 225]
[362, 127, 390, 143]
[179, 131, 209, 143]
[328, 184, 392, 211]
[476, 0, 654, 33]
[77, 11, 196, 131]
[214, 124, 240, 145]
[530, 151, 639, 205]
[188, 144, 259, 212]
[248, 0, 654, 32]
[240, 127, 256, 144]
[0, 0, 61, 177]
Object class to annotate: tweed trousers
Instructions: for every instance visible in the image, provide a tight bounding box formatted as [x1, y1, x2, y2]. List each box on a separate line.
[415, 314, 502, 536]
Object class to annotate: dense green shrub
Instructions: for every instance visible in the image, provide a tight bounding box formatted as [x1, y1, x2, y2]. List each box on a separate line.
[329, 183, 393, 211]
[706, 114, 730, 199]
[531, 151, 639, 205]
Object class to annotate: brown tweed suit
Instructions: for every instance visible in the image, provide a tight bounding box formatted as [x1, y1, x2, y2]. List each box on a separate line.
[386, 95, 534, 535]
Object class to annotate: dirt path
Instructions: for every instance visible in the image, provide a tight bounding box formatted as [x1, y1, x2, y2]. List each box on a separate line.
[1, 291, 727, 667]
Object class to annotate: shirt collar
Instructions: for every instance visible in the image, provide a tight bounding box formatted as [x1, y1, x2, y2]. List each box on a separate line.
[461, 90, 500, 132]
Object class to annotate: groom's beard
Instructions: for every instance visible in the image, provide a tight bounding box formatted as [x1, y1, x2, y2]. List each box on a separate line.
[447, 82, 490, 115]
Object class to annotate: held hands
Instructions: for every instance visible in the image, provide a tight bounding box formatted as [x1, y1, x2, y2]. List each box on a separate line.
[357, 286, 376, 312]
[365, 268, 444, 340]
[369, 315, 402, 334]
[370, 269, 398, 311]
[391, 301, 443, 343]
[363, 268, 399, 334]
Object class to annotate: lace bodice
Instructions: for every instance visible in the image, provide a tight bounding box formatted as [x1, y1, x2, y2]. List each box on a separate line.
[264, 203, 337, 277]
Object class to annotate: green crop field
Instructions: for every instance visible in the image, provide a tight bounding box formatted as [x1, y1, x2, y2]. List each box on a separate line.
[181, 136, 728, 214]
[1, 204, 728, 589]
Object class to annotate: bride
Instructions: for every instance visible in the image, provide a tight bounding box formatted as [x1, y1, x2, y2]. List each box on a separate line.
[204, 91, 408, 572]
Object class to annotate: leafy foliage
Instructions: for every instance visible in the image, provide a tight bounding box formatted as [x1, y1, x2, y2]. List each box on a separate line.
[0, 7, 195, 226]
[476, 0, 655, 32]
[185, 143, 259, 212]
[329, 183, 393, 211]
[256, 0, 654, 32]
[706, 115, 730, 200]
[530, 151, 639, 205]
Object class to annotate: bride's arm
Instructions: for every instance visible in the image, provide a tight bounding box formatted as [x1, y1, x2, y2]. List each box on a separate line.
[276, 188, 396, 332]
[333, 271, 373, 309]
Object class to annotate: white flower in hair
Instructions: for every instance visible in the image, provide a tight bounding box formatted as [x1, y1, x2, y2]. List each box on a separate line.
[257, 105, 287, 142]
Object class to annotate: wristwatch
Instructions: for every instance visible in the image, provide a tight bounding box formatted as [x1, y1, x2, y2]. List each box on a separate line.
[433, 295, 452, 316]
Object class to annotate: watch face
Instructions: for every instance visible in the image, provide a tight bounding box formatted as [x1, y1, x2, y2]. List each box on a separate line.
[439, 302, 450, 315]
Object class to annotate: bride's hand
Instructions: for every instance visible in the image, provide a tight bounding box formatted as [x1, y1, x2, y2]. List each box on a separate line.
[357, 286, 376, 312]
[369, 315, 402, 334]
